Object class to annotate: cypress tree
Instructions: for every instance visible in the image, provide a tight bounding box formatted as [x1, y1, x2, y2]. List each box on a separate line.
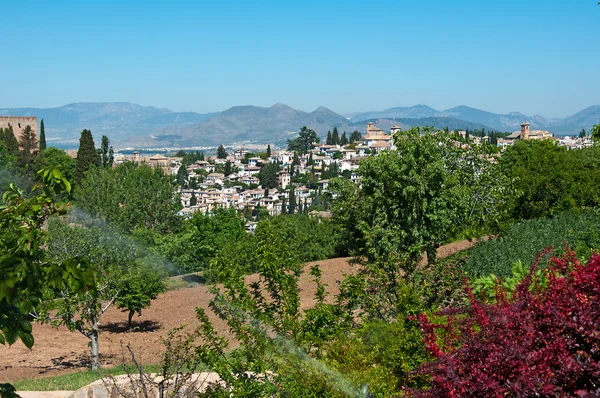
[340, 132, 348, 146]
[190, 192, 197, 207]
[0, 127, 4, 143]
[217, 145, 227, 159]
[4, 125, 20, 156]
[75, 129, 101, 182]
[326, 131, 332, 145]
[332, 127, 340, 145]
[289, 187, 296, 214]
[266, 144, 271, 158]
[100, 135, 113, 168]
[19, 125, 38, 165]
[39, 119, 47, 151]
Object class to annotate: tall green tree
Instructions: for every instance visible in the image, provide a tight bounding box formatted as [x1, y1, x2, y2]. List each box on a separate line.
[18, 125, 38, 166]
[224, 160, 233, 176]
[39, 119, 47, 151]
[287, 126, 319, 154]
[258, 162, 281, 189]
[3, 125, 20, 156]
[349, 130, 362, 144]
[266, 144, 271, 158]
[326, 131, 333, 145]
[591, 124, 600, 144]
[288, 185, 296, 214]
[332, 127, 340, 145]
[217, 145, 228, 159]
[75, 129, 100, 182]
[340, 132, 348, 146]
[99, 135, 114, 168]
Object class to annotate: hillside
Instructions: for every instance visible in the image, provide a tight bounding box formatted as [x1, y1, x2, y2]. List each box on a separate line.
[1, 102, 599, 148]
[153, 104, 350, 146]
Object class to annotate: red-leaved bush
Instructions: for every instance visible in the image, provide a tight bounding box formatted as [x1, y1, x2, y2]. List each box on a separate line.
[413, 249, 600, 397]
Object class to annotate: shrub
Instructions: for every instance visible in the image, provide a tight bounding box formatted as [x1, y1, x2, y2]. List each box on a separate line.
[414, 249, 600, 397]
[464, 210, 600, 278]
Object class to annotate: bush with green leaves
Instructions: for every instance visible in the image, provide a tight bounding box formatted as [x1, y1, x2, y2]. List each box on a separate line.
[74, 162, 181, 234]
[464, 210, 600, 278]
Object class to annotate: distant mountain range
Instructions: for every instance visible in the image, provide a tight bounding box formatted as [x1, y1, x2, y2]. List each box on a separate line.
[347, 105, 600, 134]
[1, 102, 598, 148]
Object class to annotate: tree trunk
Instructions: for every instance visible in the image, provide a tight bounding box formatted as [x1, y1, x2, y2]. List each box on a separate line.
[90, 322, 100, 370]
[128, 310, 134, 330]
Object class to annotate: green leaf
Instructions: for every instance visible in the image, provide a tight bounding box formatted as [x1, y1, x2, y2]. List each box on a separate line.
[19, 330, 34, 349]
[19, 319, 32, 333]
[5, 328, 18, 345]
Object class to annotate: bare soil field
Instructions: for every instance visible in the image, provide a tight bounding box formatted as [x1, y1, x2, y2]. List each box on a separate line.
[1, 238, 479, 383]
[1, 257, 356, 383]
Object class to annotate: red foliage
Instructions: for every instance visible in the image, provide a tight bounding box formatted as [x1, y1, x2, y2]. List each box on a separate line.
[413, 249, 600, 397]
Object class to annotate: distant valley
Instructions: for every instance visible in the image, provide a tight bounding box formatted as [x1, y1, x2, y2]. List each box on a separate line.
[1, 102, 598, 148]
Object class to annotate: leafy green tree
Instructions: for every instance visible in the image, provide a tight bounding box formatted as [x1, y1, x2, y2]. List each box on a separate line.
[75, 162, 181, 233]
[115, 263, 166, 330]
[224, 160, 233, 176]
[75, 129, 100, 182]
[99, 135, 114, 168]
[332, 129, 511, 275]
[287, 126, 319, 154]
[349, 130, 362, 144]
[217, 145, 228, 159]
[0, 168, 91, 395]
[258, 161, 281, 189]
[44, 219, 166, 369]
[18, 125, 39, 166]
[35, 147, 76, 184]
[591, 124, 600, 144]
[39, 119, 47, 151]
[499, 139, 598, 220]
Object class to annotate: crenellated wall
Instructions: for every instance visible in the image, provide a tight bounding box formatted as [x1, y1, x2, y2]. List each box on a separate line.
[0, 116, 39, 141]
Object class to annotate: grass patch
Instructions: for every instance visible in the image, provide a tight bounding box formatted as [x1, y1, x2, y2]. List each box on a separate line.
[166, 272, 206, 290]
[13, 364, 162, 391]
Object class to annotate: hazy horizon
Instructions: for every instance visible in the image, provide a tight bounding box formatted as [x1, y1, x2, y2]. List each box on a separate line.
[1, 1, 599, 118]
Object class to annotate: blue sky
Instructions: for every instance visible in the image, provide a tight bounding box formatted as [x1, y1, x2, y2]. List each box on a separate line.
[1, 0, 598, 117]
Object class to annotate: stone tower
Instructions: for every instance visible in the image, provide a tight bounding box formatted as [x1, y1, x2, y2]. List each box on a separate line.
[520, 122, 530, 140]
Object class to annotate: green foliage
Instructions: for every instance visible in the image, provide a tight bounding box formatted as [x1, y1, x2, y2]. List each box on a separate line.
[75, 129, 100, 182]
[74, 162, 181, 233]
[18, 125, 38, 166]
[464, 210, 600, 278]
[216, 144, 227, 159]
[114, 263, 167, 329]
[144, 207, 248, 274]
[258, 161, 280, 189]
[0, 168, 82, 352]
[99, 135, 114, 168]
[2, 125, 20, 156]
[39, 119, 47, 151]
[500, 140, 600, 220]
[331, 129, 513, 277]
[416, 252, 469, 310]
[35, 147, 77, 186]
[255, 214, 343, 262]
[287, 126, 319, 154]
[44, 218, 167, 369]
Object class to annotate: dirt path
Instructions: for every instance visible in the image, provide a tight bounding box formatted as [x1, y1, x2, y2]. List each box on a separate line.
[1, 238, 479, 383]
